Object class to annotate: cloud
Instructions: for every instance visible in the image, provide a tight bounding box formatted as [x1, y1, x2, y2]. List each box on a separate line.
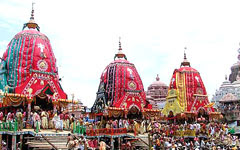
[0, 40, 8, 55]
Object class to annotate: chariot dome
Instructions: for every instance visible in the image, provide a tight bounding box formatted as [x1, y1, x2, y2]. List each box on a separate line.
[0, 6, 67, 108]
[91, 41, 155, 118]
[162, 51, 214, 117]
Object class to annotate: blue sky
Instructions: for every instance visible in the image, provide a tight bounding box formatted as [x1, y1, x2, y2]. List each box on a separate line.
[1, 0, 240, 107]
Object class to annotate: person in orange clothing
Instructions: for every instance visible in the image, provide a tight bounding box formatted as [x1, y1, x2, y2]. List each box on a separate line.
[48, 110, 54, 129]
[64, 113, 70, 130]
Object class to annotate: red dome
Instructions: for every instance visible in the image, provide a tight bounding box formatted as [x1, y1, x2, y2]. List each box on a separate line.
[2, 28, 67, 99]
[92, 42, 146, 113]
[162, 52, 214, 116]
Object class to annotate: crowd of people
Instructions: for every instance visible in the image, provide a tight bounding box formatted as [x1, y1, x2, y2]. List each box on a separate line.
[2, 108, 240, 149]
[0, 109, 27, 131]
[149, 121, 240, 150]
[66, 133, 111, 150]
[80, 117, 240, 149]
[219, 103, 239, 112]
[28, 109, 74, 132]
[0, 108, 77, 133]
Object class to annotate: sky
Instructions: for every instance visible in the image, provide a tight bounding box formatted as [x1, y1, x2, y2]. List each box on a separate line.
[0, 0, 240, 107]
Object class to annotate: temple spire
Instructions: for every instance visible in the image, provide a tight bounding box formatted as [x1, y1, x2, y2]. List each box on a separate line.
[30, 2, 35, 20]
[184, 47, 187, 59]
[114, 37, 127, 60]
[22, 2, 40, 31]
[156, 74, 160, 81]
[180, 47, 191, 67]
[118, 37, 122, 51]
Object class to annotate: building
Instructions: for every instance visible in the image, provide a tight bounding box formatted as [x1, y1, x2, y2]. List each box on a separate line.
[146, 74, 168, 109]
[229, 46, 240, 83]
[212, 75, 240, 108]
[212, 46, 240, 122]
[218, 93, 240, 122]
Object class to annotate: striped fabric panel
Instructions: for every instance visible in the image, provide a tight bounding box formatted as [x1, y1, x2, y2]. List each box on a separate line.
[45, 41, 53, 72]
[13, 37, 23, 87]
[115, 64, 118, 103]
[24, 37, 31, 81]
[9, 38, 18, 86]
[18, 36, 27, 86]
[106, 65, 111, 101]
[30, 38, 36, 72]
[112, 65, 116, 104]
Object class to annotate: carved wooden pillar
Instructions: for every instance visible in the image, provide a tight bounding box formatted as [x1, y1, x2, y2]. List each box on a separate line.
[19, 134, 23, 150]
[27, 98, 33, 122]
[12, 134, 17, 150]
[118, 137, 121, 150]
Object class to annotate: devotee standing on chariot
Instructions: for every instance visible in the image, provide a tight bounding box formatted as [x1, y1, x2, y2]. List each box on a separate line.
[64, 112, 70, 130]
[41, 110, 48, 129]
[48, 110, 54, 129]
[16, 109, 23, 131]
[34, 112, 41, 132]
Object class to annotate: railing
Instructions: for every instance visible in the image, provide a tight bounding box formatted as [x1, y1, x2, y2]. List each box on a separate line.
[0, 120, 18, 132]
[35, 121, 40, 133]
[137, 137, 149, 147]
[41, 135, 58, 150]
[86, 128, 127, 136]
[174, 129, 196, 137]
[73, 123, 86, 135]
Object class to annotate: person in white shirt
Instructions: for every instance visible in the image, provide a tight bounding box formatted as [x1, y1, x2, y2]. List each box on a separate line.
[200, 139, 205, 149]
[196, 123, 201, 132]
[195, 140, 200, 148]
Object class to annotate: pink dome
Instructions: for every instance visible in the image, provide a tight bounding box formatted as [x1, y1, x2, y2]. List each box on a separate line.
[150, 75, 167, 87]
[146, 74, 168, 109]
